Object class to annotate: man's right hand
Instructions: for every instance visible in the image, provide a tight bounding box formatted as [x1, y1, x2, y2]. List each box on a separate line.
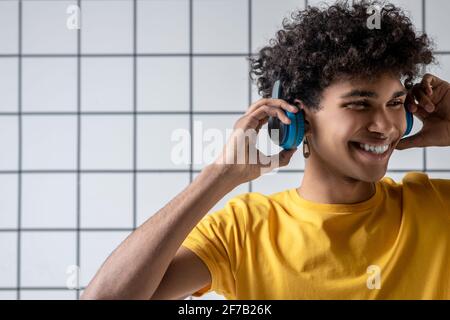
[213, 98, 300, 185]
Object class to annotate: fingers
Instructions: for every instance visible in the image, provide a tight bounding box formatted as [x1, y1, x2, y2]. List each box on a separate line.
[414, 108, 430, 122]
[252, 104, 292, 124]
[411, 83, 435, 113]
[408, 73, 447, 114]
[257, 147, 298, 173]
[395, 132, 427, 150]
[420, 73, 445, 97]
[405, 92, 418, 113]
[231, 102, 295, 159]
[245, 98, 298, 116]
[421, 74, 433, 96]
[255, 117, 269, 132]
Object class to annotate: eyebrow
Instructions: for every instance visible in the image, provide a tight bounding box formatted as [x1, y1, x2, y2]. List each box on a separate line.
[340, 89, 407, 99]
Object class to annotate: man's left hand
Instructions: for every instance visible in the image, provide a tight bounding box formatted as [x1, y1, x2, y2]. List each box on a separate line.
[396, 73, 450, 150]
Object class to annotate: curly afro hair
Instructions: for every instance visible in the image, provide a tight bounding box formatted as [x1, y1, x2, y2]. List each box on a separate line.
[249, 0, 435, 112]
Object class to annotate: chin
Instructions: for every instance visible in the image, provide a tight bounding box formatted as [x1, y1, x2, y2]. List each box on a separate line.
[344, 162, 388, 183]
[352, 169, 387, 183]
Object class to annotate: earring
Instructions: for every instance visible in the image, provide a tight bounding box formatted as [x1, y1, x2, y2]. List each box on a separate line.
[303, 136, 310, 159]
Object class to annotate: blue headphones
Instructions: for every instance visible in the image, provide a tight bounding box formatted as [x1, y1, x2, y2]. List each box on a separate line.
[268, 80, 414, 150]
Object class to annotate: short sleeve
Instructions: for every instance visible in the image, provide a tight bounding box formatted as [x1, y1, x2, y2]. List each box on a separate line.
[181, 197, 248, 299]
[429, 178, 450, 215]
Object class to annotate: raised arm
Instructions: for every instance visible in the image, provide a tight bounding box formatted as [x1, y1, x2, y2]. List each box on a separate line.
[81, 98, 298, 299]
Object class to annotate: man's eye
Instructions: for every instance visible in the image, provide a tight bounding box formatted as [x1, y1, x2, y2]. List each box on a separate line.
[388, 101, 405, 107]
[347, 101, 369, 109]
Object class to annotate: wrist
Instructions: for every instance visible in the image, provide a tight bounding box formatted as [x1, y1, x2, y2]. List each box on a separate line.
[201, 163, 242, 190]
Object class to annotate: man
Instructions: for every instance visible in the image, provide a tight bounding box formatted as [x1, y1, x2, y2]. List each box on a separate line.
[82, 1, 450, 299]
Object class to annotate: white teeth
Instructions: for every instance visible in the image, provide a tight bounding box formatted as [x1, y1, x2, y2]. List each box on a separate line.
[358, 143, 389, 154]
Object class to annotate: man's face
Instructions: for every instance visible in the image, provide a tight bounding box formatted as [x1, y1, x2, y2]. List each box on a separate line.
[304, 72, 408, 182]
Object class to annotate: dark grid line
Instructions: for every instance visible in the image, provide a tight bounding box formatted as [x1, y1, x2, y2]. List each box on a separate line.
[133, 0, 137, 231]
[75, 0, 81, 300]
[16, 0, 22, 301]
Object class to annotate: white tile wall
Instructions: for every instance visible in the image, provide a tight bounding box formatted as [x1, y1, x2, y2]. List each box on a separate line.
[0, 233, 17, 288]
[0, 1, 18, 54]
[81, 0, 133, 54]
[21, 232, 76, 287]
[137, 0, 189, 54]
[0, 291, 17, 300]
[0, 175, 18, 229]
[193, 0, 248, 54]
[81, 58, 133, 112]
[80, 173, 133, 229]
[0, 116, 18, 170]
[252, 0, 305, 53]
[427, 54, 450, 84]
[81, 115, 133, 170]
[0, 58, 18, 112]
[137, 57, 190, 112]
[426, 172, 450, 179]
[20, 290, 77, 300]
[22, 0, 77, 54]
[390, 0, 423, 31]
[137, 114, 190, 170]
[22, 174, 77, 229]
[426, 147, 450, 170]
[0, 0, 449, 301]
[22, 115, 77, 170]
[193, 57, 249, 112]
[426, 0, 450, 51]
[22, 58, 77, 112]
[136, 172, 190, 226]
[192, 114, 239, 170]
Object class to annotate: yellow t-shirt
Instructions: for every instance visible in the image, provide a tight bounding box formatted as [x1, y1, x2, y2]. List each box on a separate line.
[181, 172, 450, 299]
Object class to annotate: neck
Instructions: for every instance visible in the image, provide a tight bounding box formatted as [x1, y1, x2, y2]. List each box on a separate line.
[297, 154, 376, 205]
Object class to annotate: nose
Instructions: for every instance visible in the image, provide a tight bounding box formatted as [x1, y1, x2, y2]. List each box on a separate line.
[366, 108, 399, 137]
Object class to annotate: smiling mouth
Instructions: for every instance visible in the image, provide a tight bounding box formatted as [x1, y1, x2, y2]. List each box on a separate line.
[348, 141, 393, 161]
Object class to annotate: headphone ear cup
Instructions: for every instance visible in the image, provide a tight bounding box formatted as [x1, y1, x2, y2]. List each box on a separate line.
[268, 116, 287, 146]
[280, 110, 305, 150]
[293, 110, 305, 148]
[403, 105, 414, 137]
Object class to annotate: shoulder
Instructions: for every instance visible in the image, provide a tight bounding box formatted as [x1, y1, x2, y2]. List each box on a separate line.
[382, 171, 449, 190]
[382, 172, 450, 212]
[400, 171, 450, 192]
[223, 189, 291, 212]
[210, 189, 291, 227]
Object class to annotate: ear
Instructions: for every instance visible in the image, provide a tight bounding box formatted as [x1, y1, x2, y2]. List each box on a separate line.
[293, 99, 305, 110]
